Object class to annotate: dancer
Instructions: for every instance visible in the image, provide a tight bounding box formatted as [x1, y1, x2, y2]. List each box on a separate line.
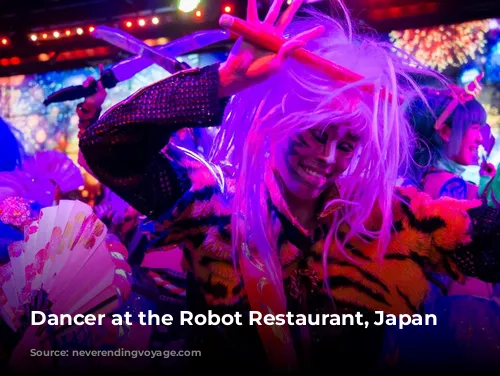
[80, 0, 500, 373]
[403, 75, 488, 199]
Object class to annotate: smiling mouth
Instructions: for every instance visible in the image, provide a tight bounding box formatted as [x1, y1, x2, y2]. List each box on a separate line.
[287, 158, 335, 189]
[298, 161, 328, 178]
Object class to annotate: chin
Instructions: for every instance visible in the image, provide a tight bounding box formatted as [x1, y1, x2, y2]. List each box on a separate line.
[286, 180, 323, 201]
[464, 156, 478, 166]
[454, 154, 476, 167]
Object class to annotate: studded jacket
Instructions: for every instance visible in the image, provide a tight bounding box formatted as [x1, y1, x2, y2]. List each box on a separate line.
[79, 63, 500, 373]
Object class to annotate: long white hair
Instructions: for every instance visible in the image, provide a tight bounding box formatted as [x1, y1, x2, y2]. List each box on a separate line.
[208, 4, 443, 304]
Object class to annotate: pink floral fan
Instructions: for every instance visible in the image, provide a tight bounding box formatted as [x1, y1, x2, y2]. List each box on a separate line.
[0, 199, 132, 338]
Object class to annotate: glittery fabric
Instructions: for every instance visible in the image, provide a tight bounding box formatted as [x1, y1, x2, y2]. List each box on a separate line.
[79, 64, 226, 220]
[455, 203, 500, 282]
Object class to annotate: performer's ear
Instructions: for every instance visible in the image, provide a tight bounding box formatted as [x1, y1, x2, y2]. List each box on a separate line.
[437, 124, 452, 143]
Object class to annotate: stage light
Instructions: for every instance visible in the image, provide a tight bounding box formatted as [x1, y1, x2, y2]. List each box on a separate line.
[53, 31, 60, 38]
[195, 10, 202, 17]
[42, 33, 48, 39]
[138, 19, 146, 26]
[178, 0, 201, 13]
[76, 28, 84, 35]
[30, 34, 37, 41]
[65, 30, 71, 36]
[152, 17, 159, 24]
[287, 0, 292, 4]
[125, 21, 133, 27]
[38, 53, 50, 61]
[1, 38, 7, 45]
[224, 5, 232, 13]
[89, 26, 95, 32]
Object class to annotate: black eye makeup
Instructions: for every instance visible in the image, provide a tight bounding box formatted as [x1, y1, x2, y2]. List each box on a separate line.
[309, 129, 328, 143]
[337, 142, 354, 152]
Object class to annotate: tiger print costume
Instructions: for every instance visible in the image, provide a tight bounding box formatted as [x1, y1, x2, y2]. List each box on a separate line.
[80, 64, 500, 374]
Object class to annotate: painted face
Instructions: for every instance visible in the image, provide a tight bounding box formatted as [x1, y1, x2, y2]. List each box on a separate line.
[274, 125, 360, 200]
[453, 123, 483, 166]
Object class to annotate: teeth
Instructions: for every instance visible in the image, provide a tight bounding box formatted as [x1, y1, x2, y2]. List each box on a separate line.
[303, 167, 321, 178]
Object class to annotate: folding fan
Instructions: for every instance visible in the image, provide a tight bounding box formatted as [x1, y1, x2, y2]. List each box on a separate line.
[0, 199, 132, 339]
[0, 150, 84, 207]
[21, 150, 84, 194]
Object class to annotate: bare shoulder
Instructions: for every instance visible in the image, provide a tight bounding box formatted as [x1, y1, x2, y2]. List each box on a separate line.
[423, 171, 468, 199]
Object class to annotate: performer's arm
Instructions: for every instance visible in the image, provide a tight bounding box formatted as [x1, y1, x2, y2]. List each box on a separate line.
[79, 0, 322, 218]
[453, 203, 500, 282]
[79, 64, 228, 219]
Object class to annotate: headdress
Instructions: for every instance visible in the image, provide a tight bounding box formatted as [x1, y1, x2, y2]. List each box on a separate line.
[432, 72, 484, 131]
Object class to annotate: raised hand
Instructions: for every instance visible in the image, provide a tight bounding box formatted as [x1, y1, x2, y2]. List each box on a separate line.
[76, 64, 107, 137]
[480, 160, 497, 178]
[218, 0, 325, 97]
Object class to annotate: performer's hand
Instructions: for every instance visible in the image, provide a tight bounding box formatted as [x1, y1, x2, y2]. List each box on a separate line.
[480, 160, 496, 178]
[218, 0, 324, 97]
[76, 64, 107, 137]
[83, 64, 107, 109]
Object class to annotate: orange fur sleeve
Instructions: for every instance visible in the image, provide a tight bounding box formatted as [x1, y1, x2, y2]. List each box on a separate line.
[396, 186, 483, 281]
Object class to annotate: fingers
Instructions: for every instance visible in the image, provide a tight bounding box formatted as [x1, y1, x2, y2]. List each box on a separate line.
[263, 38, 304, 75]
[275, 39, 305, 62]
[275, 25, 323, 60]
[264, 0, 285, 25]
[229, 36, 244, 56]
[97, 80, 106, 93]
[275, 0, 304, 32]
[82, 76, 96, 88]
[247, 0, 259, 23]
[292, 25, 325, 43]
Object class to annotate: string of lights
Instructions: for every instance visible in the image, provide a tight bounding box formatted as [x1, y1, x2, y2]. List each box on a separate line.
[0, 1, 235, 49]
